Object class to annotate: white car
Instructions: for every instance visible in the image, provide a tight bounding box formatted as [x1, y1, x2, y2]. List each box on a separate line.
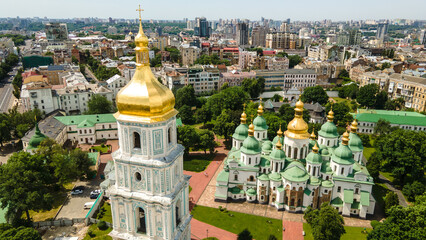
[71, 189, 84, 195]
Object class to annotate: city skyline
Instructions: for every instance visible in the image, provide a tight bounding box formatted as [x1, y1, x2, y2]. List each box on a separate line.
[2, 0, 426, 21]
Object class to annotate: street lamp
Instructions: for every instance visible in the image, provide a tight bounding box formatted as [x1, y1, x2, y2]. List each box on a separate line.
[206, 229, 209, 238]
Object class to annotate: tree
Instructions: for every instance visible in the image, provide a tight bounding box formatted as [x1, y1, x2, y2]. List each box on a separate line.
[268, 235, 278, 240]
[271, 94, 282, 102]
[87, 94, 113, 114]
[264, 112, 284, 141]
[402, 181, 425, 202]
[175, 85, 197, 109]
[278, 104, 310, 123]
[288, 55, 302, 68]
[198, 130, 216, 154]
[0, 119, 11, 147]
[195, 106, 211, 124]
[385, 98, 404, 110]
[237, 229, 253, 240]
[374, 119, 392, 135]
[301, 86, 329, 105]
[374, 91, 388, 109]
[338, 69, 349, 78]
[0, 224, 42, 240]
[205, 87, 250, 119]
[384, 192, 399, 214]
[325, 102, 352, 127]
[69, 148, 92, 179]
[241, 77, 265, 98]
[0, 152, 53, 222]
[381, 62, 391, 70]
[178, 105, 195, 124]
[373, 129, 426, 186]
[357, 84, 379, 108]
[367, 197, 426, 240]
[304, 203, 346, 240]
[338, 84, 359, 99]
[177, 125, 199, 154]
[213, 109, 235, 142]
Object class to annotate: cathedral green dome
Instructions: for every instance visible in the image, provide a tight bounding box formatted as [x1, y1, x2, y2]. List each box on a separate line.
[309, 139, 317, 149]
[306, 152, 322, 164]
[281, 161, 310, 182]
[318, 121, 339, 138]
[320, 161, 333, 174]
[270, 148, 286, 160]
[246, 188, 256, 196]
[233, 124, 249, 141]
[272, 135, 284, 145]
[331, 132, 354, 165]
[27, 123, 47, 150]
[241, 136, 261, 155]
[262, 140, 273, 152]
[253, 115, 268, 131]
[348, 133, 364, 152]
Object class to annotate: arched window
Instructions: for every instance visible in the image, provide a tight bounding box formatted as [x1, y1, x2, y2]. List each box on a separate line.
[249, 176, 254, 181]
[175, 200, 181, 227]
[341, 167, 344, 175]
[297, 199, 301, 206]
[168, 127, 172, 143]
[133, 132, 141, 149]
[290, 198, 295, 206]
[234, 175, 238, 181]
[293, 148, 298, 159]
[137, 207, 146, 233]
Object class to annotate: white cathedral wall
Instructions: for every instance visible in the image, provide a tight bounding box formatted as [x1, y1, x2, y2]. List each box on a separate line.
[317, 136, 338, 147]
[254, 130, 267, 141]
[283, 137, 309, 159]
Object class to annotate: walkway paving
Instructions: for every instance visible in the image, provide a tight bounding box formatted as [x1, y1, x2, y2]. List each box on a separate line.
[191, 218, 237, 240]
[283, 221, 303, 240]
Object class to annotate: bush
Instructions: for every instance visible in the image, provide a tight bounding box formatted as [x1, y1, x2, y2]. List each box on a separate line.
[97, 220, 108, 230]
[402, 181, 425, 202]
[370, 220, 380, 229]
[88, 230, 95, 237]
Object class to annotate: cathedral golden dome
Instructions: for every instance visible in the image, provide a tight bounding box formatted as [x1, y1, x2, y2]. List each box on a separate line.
[284, 98, 310, 139]
[341, 131, 350, 145]
[350, 118, 358, 133]
[115, 8, 177, 122]
[248, 122, 255, 136]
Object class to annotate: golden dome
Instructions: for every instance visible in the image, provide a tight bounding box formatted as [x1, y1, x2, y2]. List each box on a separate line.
[285, 98, 310, 139]
[341, 131, 350, 145]
[115, 8, 176, 123]
[257, 100, 264, 116]
[312, 142, 319, 153]
[240, 111, 247, 124]
[310, 128, 316, 140]
[350, 118, 358, 133]
[248, 122, 255, 136]
[276, 138, 282, 150]
[277, 125, 283, 136]
[327, 106, 334, 122]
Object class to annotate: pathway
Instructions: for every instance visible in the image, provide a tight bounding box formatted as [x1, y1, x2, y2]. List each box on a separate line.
[191, 218, 237, 240]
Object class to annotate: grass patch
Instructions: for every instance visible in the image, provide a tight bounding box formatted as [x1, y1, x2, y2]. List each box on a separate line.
[190, 123, 204, 129]
[303, 223, 371, 240]
[191, 205, 282, 240]
[91, 145, 110, 153]
[189, 186, 192, 193]
[379, 171, 395, 183]
[183, 154, 215, 172]
[363, 147, 376, 160]
[96, 202, 112, 224]
[28, 183, 74, 221]
[83, 224, 112, 240]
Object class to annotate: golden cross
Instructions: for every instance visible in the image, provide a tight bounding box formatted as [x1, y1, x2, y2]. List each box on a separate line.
[136, 4, 144, 20]
[243, 103, 246, 109]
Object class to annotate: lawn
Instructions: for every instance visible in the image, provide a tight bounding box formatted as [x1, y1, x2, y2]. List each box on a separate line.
[380, 171, 395, 183]
[183, 154, 215, 172]
[83, 224, 112, 240]
[97, 201, 113, 224]
[363, 147, 376, 160]
[303, 223, 371, 240]
[191, 205, 283, 240]
[28, 183, 74, 221]
[90, 145, 110, 153]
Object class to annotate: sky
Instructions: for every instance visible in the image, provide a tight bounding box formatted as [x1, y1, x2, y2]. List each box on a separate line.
[2, 0, 426, 21]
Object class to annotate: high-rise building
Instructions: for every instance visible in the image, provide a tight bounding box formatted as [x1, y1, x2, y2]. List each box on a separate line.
[337, 30, 361, 46]
[376, 22, 388, 41]
[251, 26, 268, 47]
[420, 29, 426, 45]
[194, 17, 211, 38]
[236, 22, 249, 46]
[106, 14, 191, 240]
[45, 23, 68, 42]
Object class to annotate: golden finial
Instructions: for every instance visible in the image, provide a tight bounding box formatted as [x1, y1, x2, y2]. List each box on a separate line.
[277, 125, 283, 136]
[341, 131, 350, 145]
[310, 127, 316, 140]
[327, 104, 334, 122]
[276, 138, 282, 150]
[257, 98, 264, 116]
[294, 97, 304, 118]
[312, 142, 319, 153]
[248, 118, 255, 137]
[350, 116, 358, 133]
[241, 104, 247, 124]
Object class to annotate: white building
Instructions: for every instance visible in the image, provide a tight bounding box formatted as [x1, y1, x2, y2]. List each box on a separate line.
[106, 74, 130, 99]
[102, 18, 191, 240]
[187, 65, 220, 94]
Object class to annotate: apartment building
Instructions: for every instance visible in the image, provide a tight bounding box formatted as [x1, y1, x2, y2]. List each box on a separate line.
[187, 65, 220, 94]
[39, 65, 65, 85]
[220, 70, 256, 89]
[296, 61, 345, 81]
[180, 44, 201, 66]
[256, 69, 317, 90]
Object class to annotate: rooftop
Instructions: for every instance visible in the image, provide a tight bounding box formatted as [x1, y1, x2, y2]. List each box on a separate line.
[54, 114, 116, 126]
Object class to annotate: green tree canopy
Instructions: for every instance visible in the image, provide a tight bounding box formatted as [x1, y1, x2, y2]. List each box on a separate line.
[178, 105, 195, 125]
[384, 192, 399, 214]
[357, 84, 379, 108]
[0, 224, 42, 240]
[241, 77, 265, 98]
[301, 86, 329, 105]
[213, 109, 236, 142]
[177, 125, 200, 155]
[325, 102, 353, 127]
[237, 228, 253, 240]
[87, 94, 113, 114]
[278, 104, 310, 123]
[175, 85, 197, 109]
[288, 55, 302, 68]
[198, 129, 216, 154]
[205, 86, 250, 119]
[304, 203, 346, 240]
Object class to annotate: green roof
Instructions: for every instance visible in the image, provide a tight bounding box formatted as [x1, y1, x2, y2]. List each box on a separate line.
[309, 176, 321, 186]
[318, 121, 339, 138]
[176, 118, 183, 127]
[258, 174, 270, 181]
[27, 123, 48, 150]
[348, 133, 364, 152]
[331, 144, 354, 165]
[306, 151, 322, 164]
[262, 140, 273, 152]
[217, 170, 229, 182]
[241, 136, 261, 155]
[344, 189, 354, 204]
[55, 114, 116, 126]
[304, 188, 312, 196]
[270, 148, 286, 160]
[320, 161, 333, 174]
[259, 157, 271, 167]
[272, 135, 284, 145]
[253, 115, 268, 131]
[354, 111, 426, 127]
[351, 201, 360, 209]
[233, 124, 249, 141]
[269, 172, 281, 181]
[246, 188, 257, 196]
[77, 119, 95, 128]
[229, 187, 245, 194]
[281, 161, 309, 182]
[321, 180, 334, 188]
[331, 197, 344, 206]
[360, 191, 370, 206]
[88, 152, 99, 166]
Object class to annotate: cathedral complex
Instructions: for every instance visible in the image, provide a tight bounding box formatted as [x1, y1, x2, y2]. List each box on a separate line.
[105, 7, 191, 240]
[215, 100, 376, 218]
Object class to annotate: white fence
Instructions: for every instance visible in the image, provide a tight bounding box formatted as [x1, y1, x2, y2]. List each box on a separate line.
[32, 218, 85, 228]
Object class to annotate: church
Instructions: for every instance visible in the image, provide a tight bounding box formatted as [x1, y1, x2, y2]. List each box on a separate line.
[104, 7, 191, 240]
[215, 99, 376, 218]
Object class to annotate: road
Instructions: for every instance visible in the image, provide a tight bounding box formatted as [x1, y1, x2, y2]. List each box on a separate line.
[0, 73, 15, 113]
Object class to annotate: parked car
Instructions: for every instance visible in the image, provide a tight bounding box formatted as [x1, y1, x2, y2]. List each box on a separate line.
[71, 186, 85, 195]
[84, 202, 95, 209]
[90, 190, 101, 199]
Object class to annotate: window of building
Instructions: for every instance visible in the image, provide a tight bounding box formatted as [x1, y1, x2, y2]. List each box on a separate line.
[234, 175, 238, 181]
[133, 132, 141, 149]
[341, 168, 344, 175]
[337, 186, 341, 192]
